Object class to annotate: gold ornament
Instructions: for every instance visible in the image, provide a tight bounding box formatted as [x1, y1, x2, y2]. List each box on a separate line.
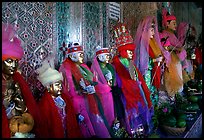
[9, 113, 34, 134]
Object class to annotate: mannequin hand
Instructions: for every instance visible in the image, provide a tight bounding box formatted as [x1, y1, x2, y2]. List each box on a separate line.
[157, 56, 163, 62]
[105, 71, 113, 81]
[79, 78, 86, 89]
[85, 85, 95, 94]
[155, 56, 163, 62]
[77, 114, 85, 123]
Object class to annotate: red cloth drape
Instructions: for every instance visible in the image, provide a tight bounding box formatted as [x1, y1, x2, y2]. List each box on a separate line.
[148, 46, 161, 89]
[112, 56, 152, 110]
[38, 90, 82, 138]
[2, 105, 11, 138]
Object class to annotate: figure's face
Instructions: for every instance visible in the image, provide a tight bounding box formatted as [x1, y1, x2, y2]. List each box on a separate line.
[104, 54, 110, 63]
[149, 27, 155, 39]
[98, 53, 110, 63]
[69, 52, 84, 64]
[78, 52, 84, 64]
[2, 58, 19, 75]
[167, 20, 177, 31]
[48, 80, 63, 97]
[127, 50, 133, 60]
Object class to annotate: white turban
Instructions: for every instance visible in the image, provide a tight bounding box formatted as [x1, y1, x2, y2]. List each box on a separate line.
[36, 59, 63, 87]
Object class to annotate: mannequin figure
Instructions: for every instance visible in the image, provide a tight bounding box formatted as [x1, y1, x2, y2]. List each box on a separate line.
[160, 36, 184, 99]
[59, 42, 113, 138]
[2, 23, 44, 138]
[160, 8, 188, 98]
[134, 16, 169, 106]
[91, 46, 126, 127]
[112, 22, 154, 137]
[36, 59, 82, 138]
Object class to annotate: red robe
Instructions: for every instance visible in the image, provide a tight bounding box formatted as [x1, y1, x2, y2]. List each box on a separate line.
[112, 56, 152, 110]
[38, 90, 82, 138]
[2, 72, 45, 138]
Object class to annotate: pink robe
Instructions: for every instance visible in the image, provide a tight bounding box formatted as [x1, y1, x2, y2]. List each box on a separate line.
[59, 59, 111, 138]
[59, 61, 96, 138]
[90, 57, 115, 127]
[160, 30, 187, 63]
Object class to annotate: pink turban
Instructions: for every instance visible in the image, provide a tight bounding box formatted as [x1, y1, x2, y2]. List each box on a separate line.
[162, 8, 176, 28]
[2, 23, 24, 61]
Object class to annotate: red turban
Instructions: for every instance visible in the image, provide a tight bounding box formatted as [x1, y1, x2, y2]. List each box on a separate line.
[118, 43, 135, 58]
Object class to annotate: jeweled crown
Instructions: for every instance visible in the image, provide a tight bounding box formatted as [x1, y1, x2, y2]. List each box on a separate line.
[113, 21, 133, 48]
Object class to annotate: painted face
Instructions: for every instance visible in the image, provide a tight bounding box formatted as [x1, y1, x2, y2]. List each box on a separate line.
[149, 27, 155, 39]
[78, 52, 84, 64]
[48, 80, 63, 97]
[167, 20, 177, 31]
[2, 58, 19, 75]
[105, 54, 110, 63]
[127, 50, 133, 60]
[98, 53, 110, 63]
[69, 52, 84, 64]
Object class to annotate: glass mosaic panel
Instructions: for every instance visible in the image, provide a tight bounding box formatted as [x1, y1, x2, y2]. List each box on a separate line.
[2, 2, 114, 99]
[82, 2, 101, 61]
[81, 2, 110, 61]
[56, 2, 111, 63]
[56, 2, 70, 68]
[102, 3, 109, 49]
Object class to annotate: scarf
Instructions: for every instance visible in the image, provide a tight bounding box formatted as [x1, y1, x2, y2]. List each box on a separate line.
[38, 90, 82, 138]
